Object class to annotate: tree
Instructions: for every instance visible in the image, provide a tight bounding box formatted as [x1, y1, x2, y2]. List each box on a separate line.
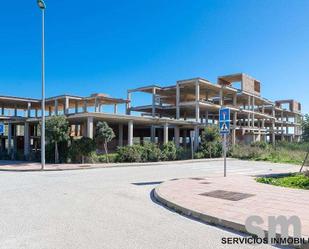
[95, 121, 115, 163]
[200, 126, 222, 158]
[302, 114, 309, 142]
[45, 116, 70, 163]
[70, 137, 96, 163]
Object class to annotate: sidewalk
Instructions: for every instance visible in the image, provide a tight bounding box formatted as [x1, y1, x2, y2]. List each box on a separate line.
[0, 158, 225, 172]
[154, 174, 309, 240]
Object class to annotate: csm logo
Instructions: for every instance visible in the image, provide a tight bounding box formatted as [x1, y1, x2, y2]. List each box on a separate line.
[245, 215, 301, 242]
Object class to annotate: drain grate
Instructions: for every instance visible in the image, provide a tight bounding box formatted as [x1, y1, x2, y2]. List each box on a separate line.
[190, 177, 205, 180]
[199, 190, 254, 201]
[199, 181, 211, 185]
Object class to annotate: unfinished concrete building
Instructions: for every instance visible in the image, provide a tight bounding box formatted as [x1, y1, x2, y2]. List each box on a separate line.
[0, 72, 303, 160]
[129, 73, 302, 145]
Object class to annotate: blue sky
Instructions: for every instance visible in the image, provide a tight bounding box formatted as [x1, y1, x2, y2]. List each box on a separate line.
[0, 0, 308, 113]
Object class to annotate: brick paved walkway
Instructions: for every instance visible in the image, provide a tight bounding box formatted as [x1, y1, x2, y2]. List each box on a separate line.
[154, 175, 309, 238]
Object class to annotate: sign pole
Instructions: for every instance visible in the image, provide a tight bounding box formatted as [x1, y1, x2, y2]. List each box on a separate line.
[299, 149, 309, 173]
[223, 133, 227, 177]
[219, 107, 230, 178]
[190, 130, 194, 159]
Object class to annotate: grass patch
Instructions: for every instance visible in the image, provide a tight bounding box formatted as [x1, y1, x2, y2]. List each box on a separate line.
[230, 142, 309, 165]
[256, 173, 309, 190]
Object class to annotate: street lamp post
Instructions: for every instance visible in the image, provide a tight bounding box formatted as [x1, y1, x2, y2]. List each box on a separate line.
[37, 0, 46, 170]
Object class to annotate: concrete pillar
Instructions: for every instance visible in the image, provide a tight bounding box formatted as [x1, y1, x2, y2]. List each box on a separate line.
[163, 123, 169, 144]
[128, 120, 133, 146]
[205, 110, 209, 125]
[232, 112, 237, 145]
[126, 92, 131, 115]
[194, 126, 199, 151]
[24, 122, 30, 159]
[152, 88, 156, 117]
[86, 116, 94, 139]
[27, 102, 31, 118]
[233, 93, 237, 106]
[272, 120, 276, 146]
[1, 106, 4, 116]
[219, 87, 223, 106]
[14, 107, 17, 117]
[176, 84, 180, 119]
[94, 98, 99, 112]
[151, 126, 156, 143]
[247, 96, 251, 127]
[83, 100, 87, 112]
[13, 124, 17, 158]
[261, 105, 265, 129]
[195, 80, 200, 122]
[114, 104, 118, 114]
[281, 111, 284, 140]
[54, 99, 59, 115]
[118, 124, 123, 147]
[64, 97, 70, 115]
[48, 106, 51, 116]
[75, 101, 79, 114]
[294, 114, 298, 140]
[252, 97, 255, 127]
[7, 123, 12, 155]
[182, 129, 187, 148]
[272, 106, 276, 144]
[82, 123, 87, 137]
[174, 126, 180, 147]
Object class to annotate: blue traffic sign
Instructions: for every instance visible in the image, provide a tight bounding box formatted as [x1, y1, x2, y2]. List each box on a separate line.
[0, 123, 4, 135]
[219, 108, 230, 134]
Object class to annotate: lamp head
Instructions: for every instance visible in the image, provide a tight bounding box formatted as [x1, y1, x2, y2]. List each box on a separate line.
[37, 0, 46, 10]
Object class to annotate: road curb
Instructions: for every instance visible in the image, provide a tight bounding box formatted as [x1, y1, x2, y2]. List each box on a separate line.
[0, 158, 235, 172]
[153, 182, 306, 249]
[153, 185, 248, 233]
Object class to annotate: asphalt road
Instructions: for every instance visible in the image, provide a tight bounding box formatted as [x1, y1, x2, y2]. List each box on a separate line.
[0, 159, 297, 249]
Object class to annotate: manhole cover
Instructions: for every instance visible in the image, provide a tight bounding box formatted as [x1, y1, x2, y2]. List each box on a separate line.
[199, 190, 254, 201]
[199, 182, 210, 184]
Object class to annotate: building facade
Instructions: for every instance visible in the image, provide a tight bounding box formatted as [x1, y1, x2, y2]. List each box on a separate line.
[0, 73, 303, 160]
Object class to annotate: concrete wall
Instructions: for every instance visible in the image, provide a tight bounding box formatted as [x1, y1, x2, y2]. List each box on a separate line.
[242, 74, 261, 96]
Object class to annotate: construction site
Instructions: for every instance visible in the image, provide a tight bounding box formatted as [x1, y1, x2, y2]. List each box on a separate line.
[0, 72, 303, 160]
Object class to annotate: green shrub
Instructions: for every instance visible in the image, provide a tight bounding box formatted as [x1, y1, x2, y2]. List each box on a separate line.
[161, 142, 177, 161]
[82, 153, 119, 164]
[194, 151, 204, 159]
[251, 141, 269, 149]
[46, 143, 55, 163]
[69, 137, 96, 163]
[97, 153, 118, 163]
[142, 142, 161, 162]
[176, 147, 191, 160]
[117, 145, 144, 162]
[257, 173, 309, 190]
